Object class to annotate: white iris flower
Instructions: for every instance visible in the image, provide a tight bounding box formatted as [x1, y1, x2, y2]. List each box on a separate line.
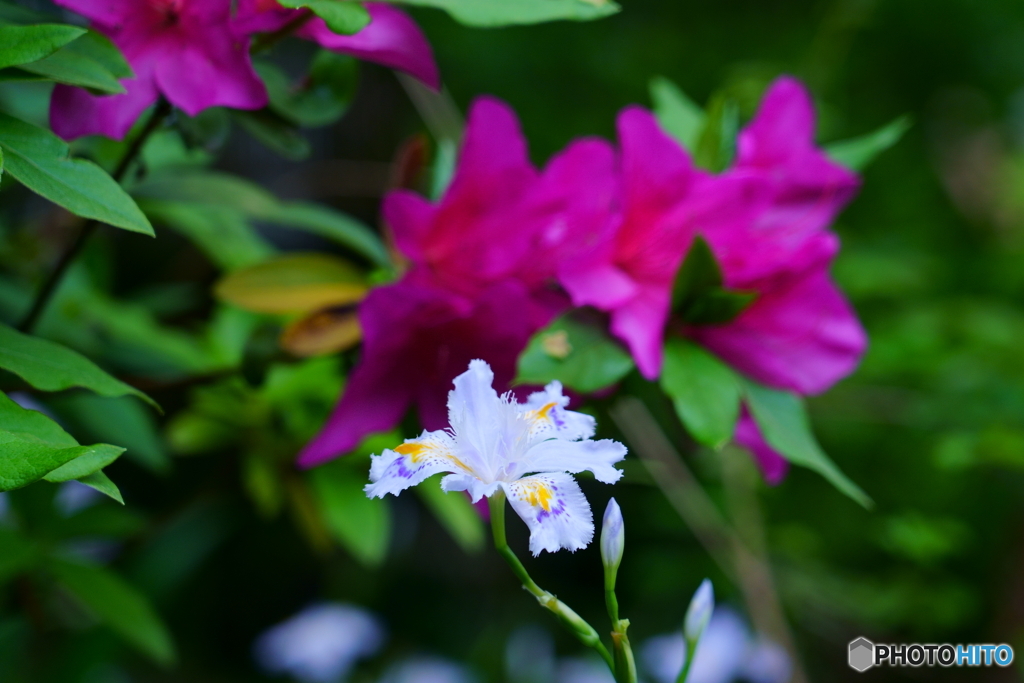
[365, 360, 627, 555]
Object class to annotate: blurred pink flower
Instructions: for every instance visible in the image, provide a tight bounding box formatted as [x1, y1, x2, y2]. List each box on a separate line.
[50, 0, 267, 140]
[233, 0, 439, 89]
[299, 97, 613, 466]
[558, 77, 866, 482]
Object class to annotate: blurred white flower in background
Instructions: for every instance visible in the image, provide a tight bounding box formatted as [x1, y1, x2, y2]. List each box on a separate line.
[556, 656, 615, 683]
[379, 657, 477, 683]
[254, 602, 385, 683]
[641, 607, 791, 683]
[506, 625, 557, 683]
[55, 481, 104, 517]
[0, 492, 10, 525]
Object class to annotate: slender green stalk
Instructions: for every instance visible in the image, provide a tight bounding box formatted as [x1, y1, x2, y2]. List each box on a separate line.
[676, 639, 698, 683]
[17, 98, 172, 334]
[488, 492, 614, 671]
[250, 9, 315, 53]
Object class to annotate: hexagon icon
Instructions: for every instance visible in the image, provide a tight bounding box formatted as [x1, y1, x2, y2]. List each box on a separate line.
[849, 637, 875, 672]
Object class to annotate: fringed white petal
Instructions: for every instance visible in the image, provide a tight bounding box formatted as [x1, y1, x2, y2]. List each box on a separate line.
[503, 473, 594, 556]
[440, 473, 500, 502]
[521, 438, 626, 484]
[365, 430, 466, 498]
[522, 380, 595, 442]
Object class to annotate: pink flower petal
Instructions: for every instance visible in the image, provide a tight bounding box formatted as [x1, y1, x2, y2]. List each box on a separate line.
[734, 408, 789, 484]
[298, 278, 539, 467]
[609, 286, 670, 380]
[50, 63, 159, 141]
[298, 3, 439, 89]
[691, 265, 867, 395]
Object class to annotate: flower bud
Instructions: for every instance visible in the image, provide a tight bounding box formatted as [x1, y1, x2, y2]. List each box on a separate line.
[684, 579, 714, 643]
[601, 498, 625, 571]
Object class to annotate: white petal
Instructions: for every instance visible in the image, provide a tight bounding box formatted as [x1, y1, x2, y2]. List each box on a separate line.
[521, 381, 595, 442]
[440, 473, 499, 502]
[365, 431, 469, 498]
[521, 439, 626, 484]
[446, 359, 520, 476]
[503, 473, 594, 556]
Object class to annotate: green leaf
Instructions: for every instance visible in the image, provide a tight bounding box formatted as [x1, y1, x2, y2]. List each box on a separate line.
[136, 200, 275, 271]
[257, 51, 356, 128]
[416, 475, 485, 554]
[826, 115, 912, 171]
[430, 137, 457, 200]
[0, 112, 153, 235]
[742, 380, 872, 508]
[516, 312, 634, 393]
[0, 391, 126, 492]
[16, 43, 123, 94]
[214, 253, 367, 314]
[693, 94, 739, 172]
[660, 338, 741, 449]
[76, 470, 123, 504]
[278, 0, 371, 34]
[134, 169, 389, 266]
[48, 559, 175, 665]
[233, 108, 311, 161]
[0, 24, 85, 71]
[671, 236, 757, 324]
[43, 447, 121, 483]
[394, 0, 619, 26]
[50, 394, 170, 475]
[308, 461, 391, 566]
[0, 323, 158, 409]
[650, 76, 705, 152]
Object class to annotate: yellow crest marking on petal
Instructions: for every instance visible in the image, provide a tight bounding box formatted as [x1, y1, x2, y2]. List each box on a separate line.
[526, 402, 558, 424]
[395, 442, 428, 462]
[518, 480, 554, 511]
[395, 440, 472, 474]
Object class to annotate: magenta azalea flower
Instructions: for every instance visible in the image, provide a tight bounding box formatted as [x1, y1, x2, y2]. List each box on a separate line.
[51, 0, 267, 141]
[558, 77, 866, 483]
[233, 1, 439, 89]
[298, 98, 612, 466]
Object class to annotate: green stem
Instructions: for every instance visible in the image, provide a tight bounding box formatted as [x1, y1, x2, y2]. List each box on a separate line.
[250, 9, 315, 54]
[488, 492, 614, 671]
[676, 638, 698, 683]
[17, 98, 171, 334]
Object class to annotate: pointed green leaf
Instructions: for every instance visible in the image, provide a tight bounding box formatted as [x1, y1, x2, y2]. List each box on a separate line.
[742, 380, 872, 508]
[43, 447, 122, 483]
[826, 115, 911, 171]
[76, 470, 123, 504]
[693, 95, 739, 172]
[17, 44, 124, 94]
[0, 323, 158, 410]
[48, 559, 175, 665]
[0, 24, 85, 71]
[257, 51, 356, 128]
[134, 169, 389, 266]
[417, 475, 485, 554]
[308, 461, 391, 566]
[516, 312, 634, 393]
[0, 112, 153, 235]
[278, 0, 371, 34]
[233, 108, 311, 160]
[0, 391, 125, 492]
[660, 339, 741, 449]
[672, 236, 723, 308]
[650, 76, 706, 152]
[671, 236, 757, 324]
[393, 0, 619, 26]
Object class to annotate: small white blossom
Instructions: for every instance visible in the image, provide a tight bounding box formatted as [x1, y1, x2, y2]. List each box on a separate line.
[600, 497, 625, 571]
[379, 657, 477, 683]
[365, 360, 627, 555]
[685, 579, 714, 643]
